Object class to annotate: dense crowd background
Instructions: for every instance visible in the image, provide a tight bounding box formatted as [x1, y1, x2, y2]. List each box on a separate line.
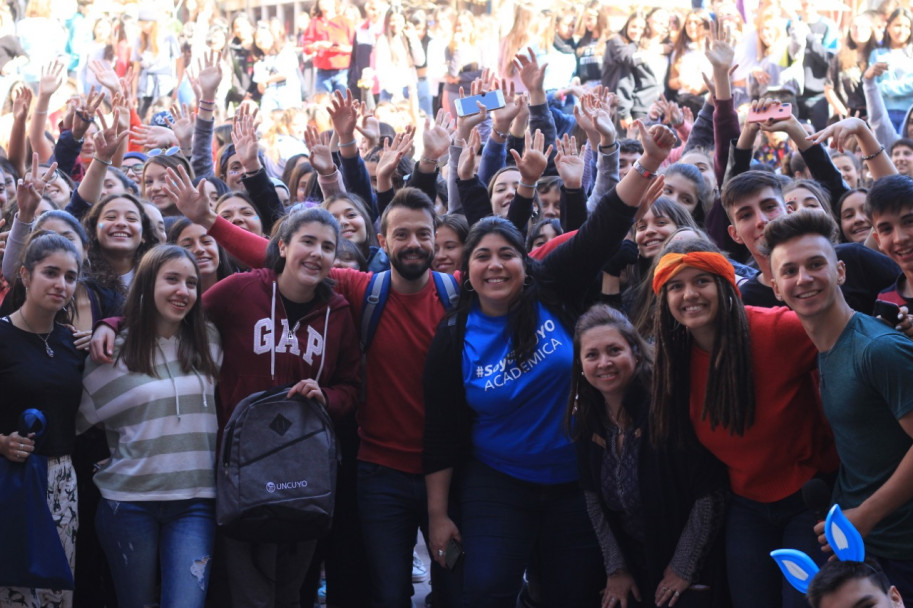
[2, 0, 913, 607]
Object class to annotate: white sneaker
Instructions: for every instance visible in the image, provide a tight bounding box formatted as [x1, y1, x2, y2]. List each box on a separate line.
[412, 551, 428, 582]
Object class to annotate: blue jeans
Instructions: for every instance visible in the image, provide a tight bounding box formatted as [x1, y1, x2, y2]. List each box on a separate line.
[357, 461, 460, 608]
[416, 78, 433, 118]
[725, 491, 821, 608]
[459, 460, 603, 608]
[96, 497, 215, 608]
[317, 68, 349, 94]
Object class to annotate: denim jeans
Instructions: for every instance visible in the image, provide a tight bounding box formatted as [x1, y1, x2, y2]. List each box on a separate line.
[458, 459, 604, 608]
[725, 491, 820, 608]
[95, 497, 215, 608]
[416, 78, 433, 118]
[357, 461, 460, 608]
[316, 68, 349, 94]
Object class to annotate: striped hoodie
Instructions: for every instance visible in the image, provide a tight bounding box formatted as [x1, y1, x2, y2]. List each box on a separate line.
[77, 323, 222, 502]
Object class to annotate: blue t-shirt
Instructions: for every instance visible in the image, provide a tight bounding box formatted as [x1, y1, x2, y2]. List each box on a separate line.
[819, 312, 913, 559]
[462, 302, 577, 484]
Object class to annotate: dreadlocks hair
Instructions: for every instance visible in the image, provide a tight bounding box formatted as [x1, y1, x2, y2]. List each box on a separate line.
[651, 237, 755, 447]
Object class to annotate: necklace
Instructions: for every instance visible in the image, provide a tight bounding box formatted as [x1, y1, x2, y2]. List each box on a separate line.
[17, 310, 55, 358]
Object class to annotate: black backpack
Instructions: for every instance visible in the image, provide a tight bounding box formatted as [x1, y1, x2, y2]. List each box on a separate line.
[216, 385, 337, 543]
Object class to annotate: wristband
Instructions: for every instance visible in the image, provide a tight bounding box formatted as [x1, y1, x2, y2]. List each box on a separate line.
[632, 160, 657, 180]
[598, 141, 619, 154]
[92, 155, 112, 166]
[338, 139, 357, 148]
[519, 181, 538, 190]
[34, 110, 47, 115]
[861, 145, 885, 161]
[420, 156, 440, 166]
[199, 99, 215, 106]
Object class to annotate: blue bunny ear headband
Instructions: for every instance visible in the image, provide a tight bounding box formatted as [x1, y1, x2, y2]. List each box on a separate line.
[769, 504, 866, 594]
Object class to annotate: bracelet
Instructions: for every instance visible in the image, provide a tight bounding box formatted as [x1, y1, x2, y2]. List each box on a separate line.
[519, 181, 538, 190]
[338, 139, 357, 148]
[33, 110, 47, 115]
[598, 141, 619, 154]
[92, 155, 112, 166]
[861, 145, 885, 161]
[199, 99, 215, 106]
[632, 159, 657, 180]
[492, 128, 508, 139]
[419, 156, 439, 165]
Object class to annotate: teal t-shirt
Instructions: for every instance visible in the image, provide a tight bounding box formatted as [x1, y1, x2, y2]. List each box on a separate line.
[462, 302, 577, 484]
[819, 313, 913, 559]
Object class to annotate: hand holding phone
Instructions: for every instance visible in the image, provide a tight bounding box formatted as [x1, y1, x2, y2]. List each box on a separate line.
[747, 102, 791, 124]
[454, 89, 506, 117]
[443, 538, 464, 570]
[873, 300, 901, 324]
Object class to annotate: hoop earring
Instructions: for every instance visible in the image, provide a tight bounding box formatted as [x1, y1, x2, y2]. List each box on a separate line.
[464, 282, 475, 293]
[523, 275, 532, 287]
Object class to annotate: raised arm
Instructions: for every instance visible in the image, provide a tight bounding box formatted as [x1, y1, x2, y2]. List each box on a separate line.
[30, 60, 66, 164]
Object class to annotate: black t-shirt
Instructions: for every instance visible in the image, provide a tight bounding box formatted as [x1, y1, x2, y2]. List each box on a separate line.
[0, 318, 84, 456]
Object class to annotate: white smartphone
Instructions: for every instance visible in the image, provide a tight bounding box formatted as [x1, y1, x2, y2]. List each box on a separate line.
[454, 89, 506, 117]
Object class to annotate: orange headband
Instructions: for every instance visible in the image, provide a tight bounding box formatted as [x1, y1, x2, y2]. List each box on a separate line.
[652, 251, 739, 295]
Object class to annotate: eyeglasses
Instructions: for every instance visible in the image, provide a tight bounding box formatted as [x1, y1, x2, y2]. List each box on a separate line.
[147, 146, 181, 158]
[123, 163, 144, 175]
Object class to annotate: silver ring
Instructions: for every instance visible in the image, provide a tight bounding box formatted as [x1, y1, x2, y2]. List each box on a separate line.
[437, 549, 444, 557]
[674, 591, 680, 597]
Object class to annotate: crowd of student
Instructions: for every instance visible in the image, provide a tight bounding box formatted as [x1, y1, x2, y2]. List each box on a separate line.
[1, 0, 913, 607]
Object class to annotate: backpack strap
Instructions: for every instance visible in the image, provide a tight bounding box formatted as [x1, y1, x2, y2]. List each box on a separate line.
[432, 271, 460, 311]
[361, 271, 391, 352]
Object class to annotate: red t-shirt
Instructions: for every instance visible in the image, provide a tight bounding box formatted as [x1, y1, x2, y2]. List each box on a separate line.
[689, 306, 838, 502]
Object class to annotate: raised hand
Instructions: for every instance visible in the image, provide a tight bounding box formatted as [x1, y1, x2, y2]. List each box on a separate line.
[423, 109, 454, 161]
[376, 129, 415, 191]
[72, 88, 105, 141]
[92, 109, 129, 162]
[355, 108, 380, 149]
[163, 165, 216, 227]
[806, 117, 872, 153]
[303, 125, 336, 176]
[11, 84, 31, 123]
[165, 102, 194, 151]
[16, 153, 52, 222]
[457, 126, 481, 180]
[554, 134, 583, 189]
[231, 107, 261, 172]
[196, 50, 223, 100]
[131, 123, 179, 149]
[509, 129, 553, 184]
[456, 83, 488, 142]
[88, 59, 121, 93]
[705, 19, 736, 72]
[38, 59, 66, 98]
[327, 89, 358, 140]
[513, 47, 547, 103]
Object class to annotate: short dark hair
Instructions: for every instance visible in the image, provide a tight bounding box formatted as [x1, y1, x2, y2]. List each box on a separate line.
[721, 170, 785, 215]
[761, 210, 839, 257]
[807, 560, 892, 608]
[865, 174, 913, 219]
[890, 137, 913, 155]
[618, 138, 644, 155]
[379, 187, 436, 237]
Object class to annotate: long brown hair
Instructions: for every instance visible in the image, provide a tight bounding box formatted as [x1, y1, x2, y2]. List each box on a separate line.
[651, 238, 754, 446]
[118, 245, 219, 378]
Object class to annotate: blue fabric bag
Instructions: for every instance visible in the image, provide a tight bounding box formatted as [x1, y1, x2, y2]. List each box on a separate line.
[0, 409, 74, 590]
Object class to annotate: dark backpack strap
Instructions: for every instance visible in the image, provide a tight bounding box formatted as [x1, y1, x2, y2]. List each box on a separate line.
[360, 271, 391, 352]
[432, 272, 460, 311]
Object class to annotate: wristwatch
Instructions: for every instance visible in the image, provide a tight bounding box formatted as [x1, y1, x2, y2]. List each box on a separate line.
[633, 160, 657, 180]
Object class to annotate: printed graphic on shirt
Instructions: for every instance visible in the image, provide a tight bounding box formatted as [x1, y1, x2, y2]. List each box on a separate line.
[475, 318, 563, 391]
[253, 318, 325, 364]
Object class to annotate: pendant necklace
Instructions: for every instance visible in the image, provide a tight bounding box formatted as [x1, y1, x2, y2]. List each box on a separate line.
[18, 310, 55, 358]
